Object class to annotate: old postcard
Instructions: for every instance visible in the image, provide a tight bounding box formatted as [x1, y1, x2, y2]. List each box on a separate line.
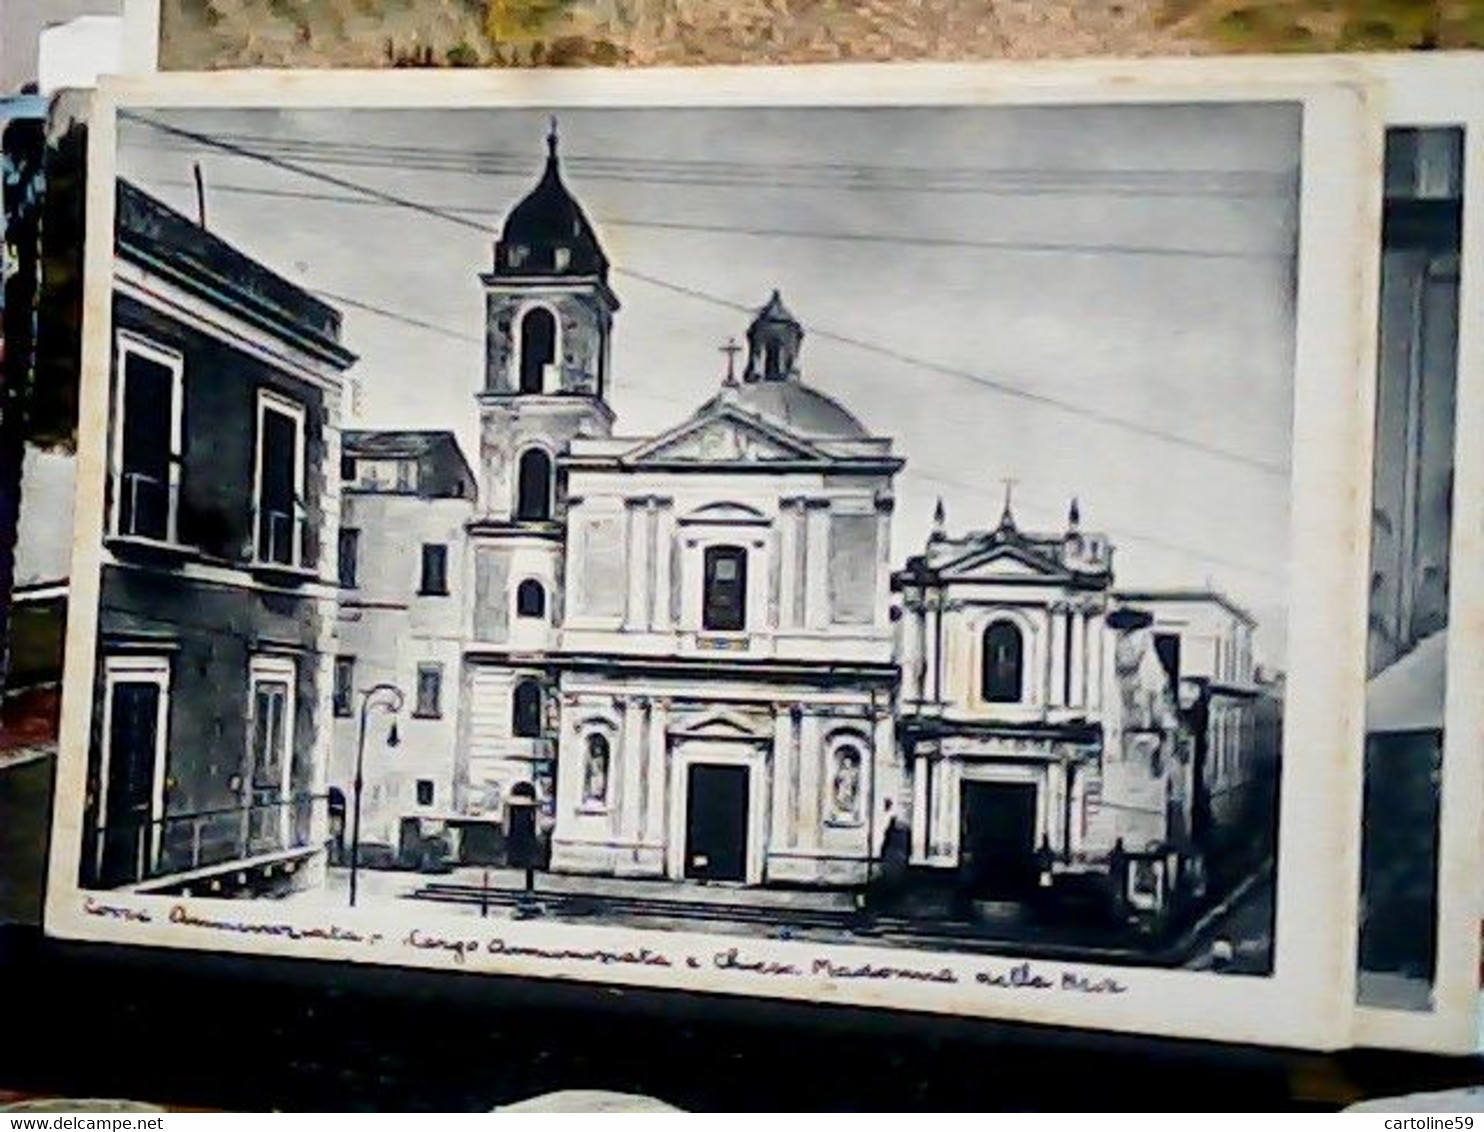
[41, 60, 1408, 1050]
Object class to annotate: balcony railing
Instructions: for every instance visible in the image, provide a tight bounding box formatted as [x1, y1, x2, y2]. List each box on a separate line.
[85, 793, 326, 890]
[115, 471, 175, 542]
[257, 505, 308, 569]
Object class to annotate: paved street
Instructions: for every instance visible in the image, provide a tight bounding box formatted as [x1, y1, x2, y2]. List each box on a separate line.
[300, 862, 1276, 972]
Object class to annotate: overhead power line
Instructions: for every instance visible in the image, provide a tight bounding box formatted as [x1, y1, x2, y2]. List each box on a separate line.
[130, 129, 1293, 199]
[122, 111, 1289, 483]
[151, 176, 1280, 262]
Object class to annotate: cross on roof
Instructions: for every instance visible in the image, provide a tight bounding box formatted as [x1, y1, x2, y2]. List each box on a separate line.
[720, 336, 743, 383]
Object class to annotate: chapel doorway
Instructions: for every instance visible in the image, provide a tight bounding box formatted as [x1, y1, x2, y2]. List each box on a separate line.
[959, 780, 1039, 900]
[684, 763, 749, 883]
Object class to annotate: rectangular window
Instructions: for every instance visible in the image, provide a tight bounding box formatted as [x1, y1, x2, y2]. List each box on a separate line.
[420, 544, 449, 596]
[255, 391, 306, 567]
[416, 779, 435, 807]
[113, 334, 182, 542]
[96, 656, 170, 887]
[333, 656, 354, 718]
[703, 545, 747, 632]
[414, 663, 442, 719]
[356, 457, 417, 492]
[247, 656, 296, 853]
[338, 528, 359, 589]
[340, 453, 356, 482]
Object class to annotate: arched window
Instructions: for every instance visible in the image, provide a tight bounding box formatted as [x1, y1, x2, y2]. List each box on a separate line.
[582, 733, 610, 805]
[516, 579, 546, 619]
[515, 449, 552, 521]
[519, 306, 556, 394]
[702, 545, 747, 631]
[512, 678, 543, 738]
[981, 621, 1024, 704]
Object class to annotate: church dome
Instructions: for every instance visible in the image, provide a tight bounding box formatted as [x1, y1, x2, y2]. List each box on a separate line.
[493, 122, 608, 280]
[707, 379, 871, 440]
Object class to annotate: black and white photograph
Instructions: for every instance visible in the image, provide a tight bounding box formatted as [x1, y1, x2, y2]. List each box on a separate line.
[43, 68, 1384, 1044]
[1356, 124, 1465, 1014]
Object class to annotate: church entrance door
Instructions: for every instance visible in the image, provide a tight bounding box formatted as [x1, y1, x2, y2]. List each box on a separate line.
[960, 780, 1039, 900]
[684, 763, 749, 883]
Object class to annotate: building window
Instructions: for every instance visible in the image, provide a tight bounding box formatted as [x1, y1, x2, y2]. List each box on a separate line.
[255, 391, 306, 567]
[702, 545, 747, 631]
[337, 528, 359, 588]
[582, 733, 610, 807]
[247, 656, 296, 853]
[113, 334, 182, 542]
[516, 579, 546, 619]
[355, 457, 416, 492]
[981, 620, 1024, 704]
[519, 306, 557, 394]
[419, 544, 449, 595]
[340, 453, 355, 482]
[96, 656, 170, 887]
[414, 663, 442, 719]
[333, 656, 354, 717]
[830, 745, 863, 823]
[512, 679, 543, 739]
[515, 449, 553, 521]
[416, 779, 435, 807]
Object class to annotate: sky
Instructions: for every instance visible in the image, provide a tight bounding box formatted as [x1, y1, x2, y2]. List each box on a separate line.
[110, 101, 1301, 666]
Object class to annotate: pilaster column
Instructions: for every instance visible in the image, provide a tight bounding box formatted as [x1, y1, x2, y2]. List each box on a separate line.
[652, 500, 675, 631]
[1069, 605, 1086, 708]
[623, 499, 646, 631]
[777, 500, 799, 630]
[771, 706, 794, 850]
[910, 753, 929, 862]
[797, 709, 820, 845]
[1049, 603, 1068, 707]
[644, 699, 668, 846]
[620, 697, 645, 842]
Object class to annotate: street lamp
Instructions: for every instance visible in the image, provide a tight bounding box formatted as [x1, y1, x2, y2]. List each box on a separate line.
[349, 682, 403, 909]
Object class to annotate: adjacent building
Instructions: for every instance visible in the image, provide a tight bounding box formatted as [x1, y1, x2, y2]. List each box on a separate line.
[81, 179, 355, 896]
[1113, 590, 1263, 836]
[329, 429, 475, 864]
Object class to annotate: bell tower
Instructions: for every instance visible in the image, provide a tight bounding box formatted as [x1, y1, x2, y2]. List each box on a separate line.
[469, 122, 619, 655]
[744, 290, 803, 382]
[477, 120, 619, 523]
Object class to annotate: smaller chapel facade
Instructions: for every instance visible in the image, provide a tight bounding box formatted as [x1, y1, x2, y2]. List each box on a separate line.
[893, 502, 1196, 906]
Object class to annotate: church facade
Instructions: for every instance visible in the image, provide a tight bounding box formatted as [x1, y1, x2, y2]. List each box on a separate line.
[456, 130, 903, 886]
[893, 502, 1197, 907]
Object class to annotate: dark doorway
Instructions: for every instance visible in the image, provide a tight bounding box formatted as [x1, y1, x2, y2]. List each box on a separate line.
[99, 681, 162, 887]
[959, 781, 1039, 900]
[684, 763, 749, 883]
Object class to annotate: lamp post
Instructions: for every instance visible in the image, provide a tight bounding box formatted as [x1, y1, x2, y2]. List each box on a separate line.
[349, 682, 403, 908]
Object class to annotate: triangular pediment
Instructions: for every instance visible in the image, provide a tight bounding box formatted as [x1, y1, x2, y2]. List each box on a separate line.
[624, 404, 828, 465]
[940, 542, 1067, 581]
[668, 708, 772, 741]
